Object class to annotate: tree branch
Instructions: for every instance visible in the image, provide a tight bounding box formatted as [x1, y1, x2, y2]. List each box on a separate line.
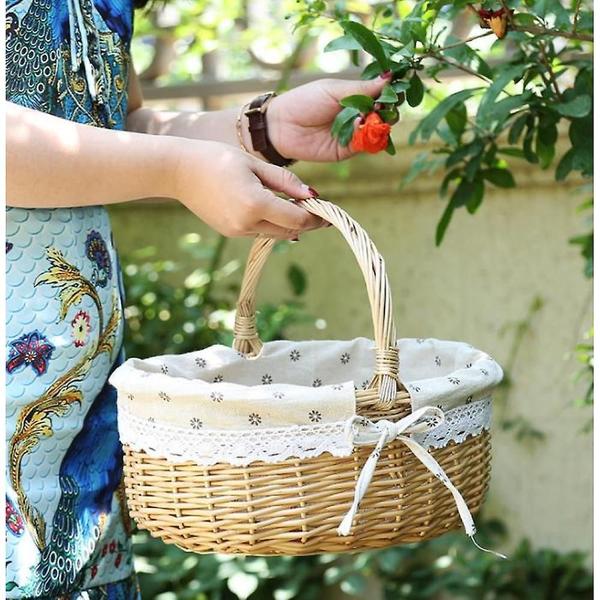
[433, 30, 495, 52]
[422, 52, 492, 84]
[513, 23, 592, 42]
[538, 42, 563, 101]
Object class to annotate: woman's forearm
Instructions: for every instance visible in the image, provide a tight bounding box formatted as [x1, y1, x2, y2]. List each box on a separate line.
[7, 102, 181, 208]
[126, 106, 263, 160]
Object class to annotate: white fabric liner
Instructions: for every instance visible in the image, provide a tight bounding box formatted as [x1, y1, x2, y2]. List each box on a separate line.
[117, 396, 492, 466]
[110, 337, 502, 431]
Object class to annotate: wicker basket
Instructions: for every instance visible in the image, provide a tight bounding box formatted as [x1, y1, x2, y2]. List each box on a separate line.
[113, 198, 500, 556]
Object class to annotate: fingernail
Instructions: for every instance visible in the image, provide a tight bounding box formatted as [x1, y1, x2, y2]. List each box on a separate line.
[380, 70, 392, 80]
[308, 187, 319, 198]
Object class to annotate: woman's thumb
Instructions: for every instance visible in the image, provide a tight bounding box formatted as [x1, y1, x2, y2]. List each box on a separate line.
[252, 160, 317, 200]
[359, 71, 394, 97]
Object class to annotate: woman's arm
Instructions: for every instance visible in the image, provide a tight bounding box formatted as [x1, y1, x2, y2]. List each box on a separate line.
[125, 67, 392, 162]
[7, 102, 323, 239]
[7, 101, 177, 208]
[126, 68, 251, 155]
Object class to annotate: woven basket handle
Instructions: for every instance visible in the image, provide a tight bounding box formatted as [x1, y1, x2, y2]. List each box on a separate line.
[233, 198, 402, 407]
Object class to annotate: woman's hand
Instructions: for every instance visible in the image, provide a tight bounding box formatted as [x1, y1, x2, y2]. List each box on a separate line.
[266, 74, 393, 162]
[174, 140, 325, 239]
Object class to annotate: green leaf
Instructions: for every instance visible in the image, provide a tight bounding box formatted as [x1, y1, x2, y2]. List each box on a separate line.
[466, 174, 485, 214]
[406, 73, 424, 107]
[440, 168, 462, 197]
[341, 20, 390, 72]
[464, 154, 482, 182]
[523, 117, 538, 164]
[487, 93, 533, 127]
[482, 168, 516, 188]
[377, 84, 398, 104]
[324, 34, 363, 53]
[535, 134, 555, 170]
[555, 148, 575, 181]
[338, 118, 356, 147]
[6, 582, 18, 592]
[391, 80, 410, 93]
[508, 113, 529, 145]
[340, 94, 374, 112]
[412, 88, 480, 143]
[332, 106, 359, 138]
[445, 103, 467, 140]
[451, 177, 476, 208]
[379, 108, 399, 124]
[445, 138, 484, 169]
[287, 264, 307, 296]
[554, 95, 592, 118]
[385, 136, 396, 155]
[436, 199, 456, 246]
[476, 65, 524, 125]
[498, 147, 525, 158]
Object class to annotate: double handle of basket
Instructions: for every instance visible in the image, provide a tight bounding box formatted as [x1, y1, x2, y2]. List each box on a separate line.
[233, 198, 401, 408]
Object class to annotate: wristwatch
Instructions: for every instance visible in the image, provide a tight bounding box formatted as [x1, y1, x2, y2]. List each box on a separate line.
[244, 92, 296, 167]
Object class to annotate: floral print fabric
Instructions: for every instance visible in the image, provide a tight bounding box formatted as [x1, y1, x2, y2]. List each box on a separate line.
[6, 0, 136, 597]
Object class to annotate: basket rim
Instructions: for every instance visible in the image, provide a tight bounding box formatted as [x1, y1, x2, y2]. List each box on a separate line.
[110, 336, 502, 393]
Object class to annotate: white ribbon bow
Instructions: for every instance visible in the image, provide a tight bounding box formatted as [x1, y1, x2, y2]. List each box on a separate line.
[338, 405, 506, 559]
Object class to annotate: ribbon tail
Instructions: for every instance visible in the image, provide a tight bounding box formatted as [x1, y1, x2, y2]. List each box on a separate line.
[338, 431, 387, 536]
[470, 535, 508, 559]
[399, 435, 477, 537]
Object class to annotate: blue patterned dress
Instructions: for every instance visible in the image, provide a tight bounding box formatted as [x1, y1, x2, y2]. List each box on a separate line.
[6, 1, 140, 598]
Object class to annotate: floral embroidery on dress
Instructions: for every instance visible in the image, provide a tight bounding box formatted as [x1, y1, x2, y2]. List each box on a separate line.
[158, 391, 171, 402]
[190, 418, 203, 430]
[312, 378, 322, 387]
[195, 357, 207, 368]
[6, 241, 13, 253]
[71, 310, 91, 347]
[86, 230, 113, 288]
[6, 497, 25, 537]
[6, 330, 55, 376]
[262, 374, 273, 384]
[289, 349, 301, 362]
[213, 374, 224, 383]
[340, 352, 351, 364]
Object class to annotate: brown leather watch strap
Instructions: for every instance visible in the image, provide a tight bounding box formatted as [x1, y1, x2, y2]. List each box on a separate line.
[245, 92, 296, 167]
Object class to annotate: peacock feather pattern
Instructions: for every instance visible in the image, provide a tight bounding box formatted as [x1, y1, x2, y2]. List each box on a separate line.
[6, 0, 132, 127]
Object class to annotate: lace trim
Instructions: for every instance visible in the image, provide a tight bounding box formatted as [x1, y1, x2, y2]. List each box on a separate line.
[117, 398, 492, 466]
[412, 397, 492, 449]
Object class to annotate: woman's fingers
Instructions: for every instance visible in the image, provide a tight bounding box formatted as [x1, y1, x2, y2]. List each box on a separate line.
[251, 159, 314, 199]
[321, 73, 393, 102]
[256, 190, 325, 231]
[252, 221, 299, 240]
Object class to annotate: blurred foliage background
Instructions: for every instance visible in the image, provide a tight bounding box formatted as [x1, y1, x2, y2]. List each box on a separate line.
[124, 1, 593, 597]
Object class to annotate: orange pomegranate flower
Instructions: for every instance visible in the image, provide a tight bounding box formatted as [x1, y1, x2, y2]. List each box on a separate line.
[351, 112, 392, 154]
